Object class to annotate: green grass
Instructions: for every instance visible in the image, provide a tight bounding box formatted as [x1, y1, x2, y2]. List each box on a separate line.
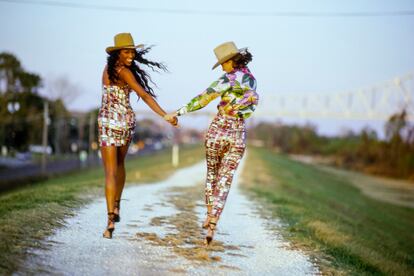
[242, 147, 414, 275]
[0, 145, 204, 274]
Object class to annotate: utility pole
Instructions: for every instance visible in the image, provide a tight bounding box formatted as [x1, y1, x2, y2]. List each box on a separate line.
[172, 128, 179, 167]
[88, 112, 95, 154]
[54, 117, 61, 155]
[78, 114, 85, 150]
[41, 101, 49, 174]
[172, 143, 179, 167]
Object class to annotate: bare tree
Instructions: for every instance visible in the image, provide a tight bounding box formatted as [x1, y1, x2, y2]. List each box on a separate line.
[46, 76, 81, 106]
[46, 76, 81, 155]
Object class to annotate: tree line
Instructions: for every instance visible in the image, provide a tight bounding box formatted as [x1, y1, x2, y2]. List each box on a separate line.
[0, 52, 174, 157]
[0, 52, 96, 155]
[3, 51, 412, 180]
[252, 111, 414, 181]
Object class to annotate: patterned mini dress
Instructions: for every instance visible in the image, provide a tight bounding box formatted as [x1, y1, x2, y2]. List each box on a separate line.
[97, 85, 136, 147]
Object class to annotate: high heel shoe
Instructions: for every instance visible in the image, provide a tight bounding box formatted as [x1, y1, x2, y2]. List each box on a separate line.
[103, 212, 116, 239]
[204, 218, 217, 246]
[114, 200, 121, 223]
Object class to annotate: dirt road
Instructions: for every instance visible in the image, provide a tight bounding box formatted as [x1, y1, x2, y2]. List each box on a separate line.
[22, 160, 318, 275]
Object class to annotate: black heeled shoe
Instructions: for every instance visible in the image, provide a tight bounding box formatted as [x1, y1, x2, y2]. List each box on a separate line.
[103, 212, 116, 239]
[204, 219, 217, 246]
[114, 200, 121, 223]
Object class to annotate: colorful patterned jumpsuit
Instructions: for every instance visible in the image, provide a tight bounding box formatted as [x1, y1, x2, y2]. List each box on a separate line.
[176, 67, 259, 218]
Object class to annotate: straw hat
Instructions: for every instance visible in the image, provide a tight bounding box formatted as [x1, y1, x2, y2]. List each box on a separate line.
[212, 41, 246, 70]
[106, 33, 144, 54]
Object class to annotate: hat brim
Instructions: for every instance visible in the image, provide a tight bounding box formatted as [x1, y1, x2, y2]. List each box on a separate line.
[211, 47, 247, 70]
[106, 44, 144, 54]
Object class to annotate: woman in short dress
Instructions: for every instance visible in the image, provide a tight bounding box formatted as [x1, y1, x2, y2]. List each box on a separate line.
[98, 33, 177, 238]
[166, 41, 259, 245]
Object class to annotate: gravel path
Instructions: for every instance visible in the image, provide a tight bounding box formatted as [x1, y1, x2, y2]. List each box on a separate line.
[21, 159, 319, 275]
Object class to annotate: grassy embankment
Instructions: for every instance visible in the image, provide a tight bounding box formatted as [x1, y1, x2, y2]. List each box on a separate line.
[241, 147, 414, 275]
[0, 145, 204, 274]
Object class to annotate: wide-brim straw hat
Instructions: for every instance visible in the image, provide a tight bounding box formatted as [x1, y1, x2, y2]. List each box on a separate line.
[212, 41, 246, 70]
[106, 33, 144, 54]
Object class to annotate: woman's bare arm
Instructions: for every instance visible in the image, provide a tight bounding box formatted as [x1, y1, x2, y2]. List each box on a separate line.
[119, 68, 177, 125]
[102, 65, 109, 85]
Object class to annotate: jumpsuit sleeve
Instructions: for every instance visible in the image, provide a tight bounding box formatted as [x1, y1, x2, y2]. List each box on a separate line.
[176, 73, 231, 116]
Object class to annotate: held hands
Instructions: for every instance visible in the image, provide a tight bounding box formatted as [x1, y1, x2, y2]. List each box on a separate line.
[163, 112, 179, 127]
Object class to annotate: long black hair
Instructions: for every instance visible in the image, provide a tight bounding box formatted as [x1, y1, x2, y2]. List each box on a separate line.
[107, 46, 167, 98]
[232, 49, 253, 69]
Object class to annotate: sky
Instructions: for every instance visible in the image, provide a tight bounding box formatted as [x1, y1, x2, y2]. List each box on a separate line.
[1, 0, 414, 136]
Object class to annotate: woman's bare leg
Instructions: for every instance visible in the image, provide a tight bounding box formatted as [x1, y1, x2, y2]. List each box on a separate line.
[101, 146, 118, 237]
[114, 144, 129, 216]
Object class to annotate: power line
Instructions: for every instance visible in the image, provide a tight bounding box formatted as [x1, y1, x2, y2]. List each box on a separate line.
[2, 0, 414, 17]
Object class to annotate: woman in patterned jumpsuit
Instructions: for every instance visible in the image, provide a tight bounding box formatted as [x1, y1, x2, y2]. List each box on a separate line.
[99, 33, 177, 239]
[167, 41, 259, 245]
